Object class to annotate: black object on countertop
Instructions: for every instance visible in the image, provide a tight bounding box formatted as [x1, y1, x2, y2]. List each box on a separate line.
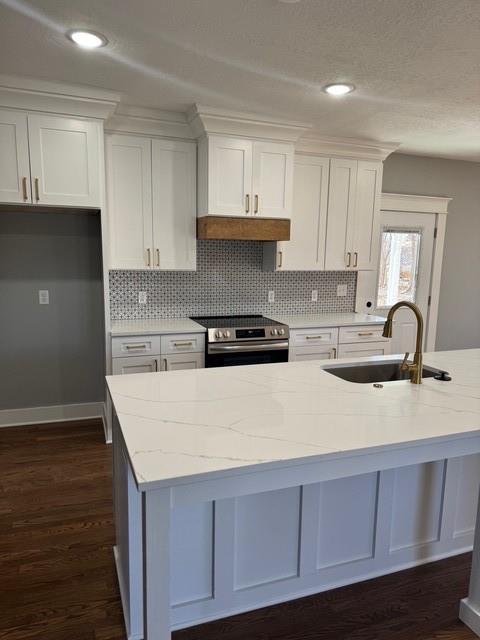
[434, 370, 452, 381]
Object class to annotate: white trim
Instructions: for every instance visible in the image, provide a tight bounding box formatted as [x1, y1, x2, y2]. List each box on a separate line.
[381, 193, 451, 214]
[426, 214, 447, 351]
[0, 402, 104, 428]
[0, 74, 120, 120]
[105, 105, 193, 139]
[460, 599, 480, 636]
[188, 103, 310, 142]
[296, 135, 399, 161]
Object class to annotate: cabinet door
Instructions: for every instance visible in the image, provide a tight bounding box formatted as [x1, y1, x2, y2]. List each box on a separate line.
[152, 139, 196, 270]
[290, 346, 336, 362]
[28, 114, 101, 207]
[0, 110, 31, 204]
[252, 141, 293, 219]
[106, 134, 153, 270]
[337, 341, 391, 359]
[112, 356, 159, 375]
[208, 136, 252, 216]
[161, 352, 204, 371]
[273, 155, 329, 270]
[324, 159, 357, 270]
[352, 161, 383, 270]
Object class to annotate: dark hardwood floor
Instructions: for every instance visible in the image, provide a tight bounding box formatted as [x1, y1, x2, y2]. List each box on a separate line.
[0, 420, 476, 640]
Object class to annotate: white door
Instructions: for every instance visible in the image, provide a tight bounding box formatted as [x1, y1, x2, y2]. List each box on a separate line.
[209, 136, 252, 216]
[353, 161, 383, 270]
[373, 211, 435, 354]
[106, 134, 153, 270]
[28, 114, 101, 207]
[112, 356, 159, 375]
[0, 110, 31, 204]
[275, 155, 329, 270]
[324, 158, 357, 270]
[252, 141, 293, 219]
[161, 353, 204, 371]
[152, 139, 196, 270]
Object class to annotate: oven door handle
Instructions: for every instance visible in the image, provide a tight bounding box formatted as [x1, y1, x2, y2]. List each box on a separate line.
[208, 341, 289, 353]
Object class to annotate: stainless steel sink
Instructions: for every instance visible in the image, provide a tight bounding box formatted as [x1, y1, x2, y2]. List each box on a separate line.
[323, 359, 443, 384]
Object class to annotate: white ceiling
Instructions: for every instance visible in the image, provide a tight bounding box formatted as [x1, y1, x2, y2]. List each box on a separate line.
[0, 0, 479, 161]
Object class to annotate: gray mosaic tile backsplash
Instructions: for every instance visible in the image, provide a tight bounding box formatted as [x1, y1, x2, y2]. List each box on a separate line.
[109, 241, 357, 320]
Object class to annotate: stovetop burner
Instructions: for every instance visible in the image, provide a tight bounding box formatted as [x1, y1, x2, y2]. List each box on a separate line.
[190, 314, 285, 329]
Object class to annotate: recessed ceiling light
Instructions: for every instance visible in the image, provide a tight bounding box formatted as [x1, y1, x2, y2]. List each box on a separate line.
[67, 30, 108, 49]
[323, 83, 356, 96]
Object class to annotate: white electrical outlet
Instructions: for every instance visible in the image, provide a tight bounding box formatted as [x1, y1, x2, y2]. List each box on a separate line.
[38, 290, 49, 305]
[268, 290, 275, 303]
[311, 289, 318, 302]
[138, 291, 147, 304]
[337, 284, 348, 297]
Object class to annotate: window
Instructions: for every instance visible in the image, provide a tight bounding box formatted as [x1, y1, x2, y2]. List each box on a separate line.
[376, 229, 421, 308]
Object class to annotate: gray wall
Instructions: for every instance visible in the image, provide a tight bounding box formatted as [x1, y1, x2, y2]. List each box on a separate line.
[0, 210, 105, 410]
[382, 153, 480, 351]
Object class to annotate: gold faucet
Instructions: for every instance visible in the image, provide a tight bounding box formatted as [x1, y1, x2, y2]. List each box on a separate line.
[382, 301, 424, 384]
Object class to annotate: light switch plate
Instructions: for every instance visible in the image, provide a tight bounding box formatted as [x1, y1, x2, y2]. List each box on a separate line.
[311, 289, 318, 302]
[337, 284, 348, 297]
[138, 291, 147, 304]
[268, 290, 275, 303]
[38, 290, 49, 305]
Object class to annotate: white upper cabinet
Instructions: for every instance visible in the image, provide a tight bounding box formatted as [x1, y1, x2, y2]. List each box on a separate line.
[106, 135, 153, 270]
[0, 109, 102, 208]
[0, 110, 30, 204]
[28, 115, 101, 207]
[198, 135, 294, 219]
[252, 141, 293, 219]
[106, 134, 196, 271]
[264, 155, 329, 271]
[152, 139, 196, 270]
[324, 158, 357, 270]
[352, 161, 383, 270]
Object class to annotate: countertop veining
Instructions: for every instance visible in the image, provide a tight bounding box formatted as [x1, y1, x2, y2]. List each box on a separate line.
[107, 349, 480, 490]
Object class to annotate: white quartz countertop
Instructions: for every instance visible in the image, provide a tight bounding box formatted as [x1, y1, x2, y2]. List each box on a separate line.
[266, 313, 386, 329]
[107, 349, 480, 490]
[111, 318, 205, 336]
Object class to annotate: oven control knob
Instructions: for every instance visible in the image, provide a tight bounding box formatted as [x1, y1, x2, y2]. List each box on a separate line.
[272, 328, 278, 336]
[279, 328, 285, 335]
[215, 330, 223, 339]
[223, 331, 230, 338]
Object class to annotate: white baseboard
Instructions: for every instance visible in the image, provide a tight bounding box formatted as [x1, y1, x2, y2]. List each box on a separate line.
[0, 401, 105, 428]
[460, 598, 480, 635]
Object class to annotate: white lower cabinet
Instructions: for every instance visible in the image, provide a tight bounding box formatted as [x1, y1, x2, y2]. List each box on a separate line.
[338, 341, 390, 359]
[160, 352, 204, 371]
[111, 332, 205, 375]
[290, 346, 336, 362]
[112, 356, 159, 375]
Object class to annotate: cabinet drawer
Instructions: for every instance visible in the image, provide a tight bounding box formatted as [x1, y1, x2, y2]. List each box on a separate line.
[112, 335, 161, 358]
[339, 325, 387, 344]
[160, 333, 205, 354]
[289, 346, 336, 362]
[112, 356, 159, 375]
[337, 341, 391, 360]
[291, 327, 338, 347]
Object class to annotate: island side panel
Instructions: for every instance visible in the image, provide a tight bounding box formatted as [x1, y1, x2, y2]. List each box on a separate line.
[460, 486, 480, 636]
[112, 412, 144, 640]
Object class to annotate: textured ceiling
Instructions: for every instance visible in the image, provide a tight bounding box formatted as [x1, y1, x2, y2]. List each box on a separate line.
[0, 0, 479, 160]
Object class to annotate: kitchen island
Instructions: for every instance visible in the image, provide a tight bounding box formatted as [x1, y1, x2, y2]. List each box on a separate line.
[107, 349, 480, 640]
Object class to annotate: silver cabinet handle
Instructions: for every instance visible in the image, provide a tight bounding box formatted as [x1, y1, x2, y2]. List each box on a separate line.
[22, 177, 28, 201]
[353, 252, 358, 268]
[358, 332, 374, 337]
[305, 335, 324, 340]
[34, 177, 40, 202]
[156, 249, 160, 267]
[155, 358, 158, 372]
[278, 251, 283, 268]
[146, 248, 151, 267]
[173, 341, 193, 347]
[125, 343, 148, 350]
[346, 252, 351, 268]
[331, 347, 337, 358]
[254, 194, 259, 214]
[163, 358, 168, 371]
[245, 194, 250, 213]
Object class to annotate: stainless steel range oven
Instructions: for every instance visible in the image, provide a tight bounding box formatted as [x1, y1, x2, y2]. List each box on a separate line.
[190, 315, 289, 368]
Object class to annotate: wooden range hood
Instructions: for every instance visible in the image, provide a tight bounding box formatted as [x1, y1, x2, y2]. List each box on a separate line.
[197, 216, 290, 241]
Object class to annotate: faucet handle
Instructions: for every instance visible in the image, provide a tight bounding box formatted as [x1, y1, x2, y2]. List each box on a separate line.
[401, 352, 410, 370]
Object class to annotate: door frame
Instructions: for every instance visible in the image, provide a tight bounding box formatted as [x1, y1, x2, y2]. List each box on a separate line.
[356, 192, 451, 352]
